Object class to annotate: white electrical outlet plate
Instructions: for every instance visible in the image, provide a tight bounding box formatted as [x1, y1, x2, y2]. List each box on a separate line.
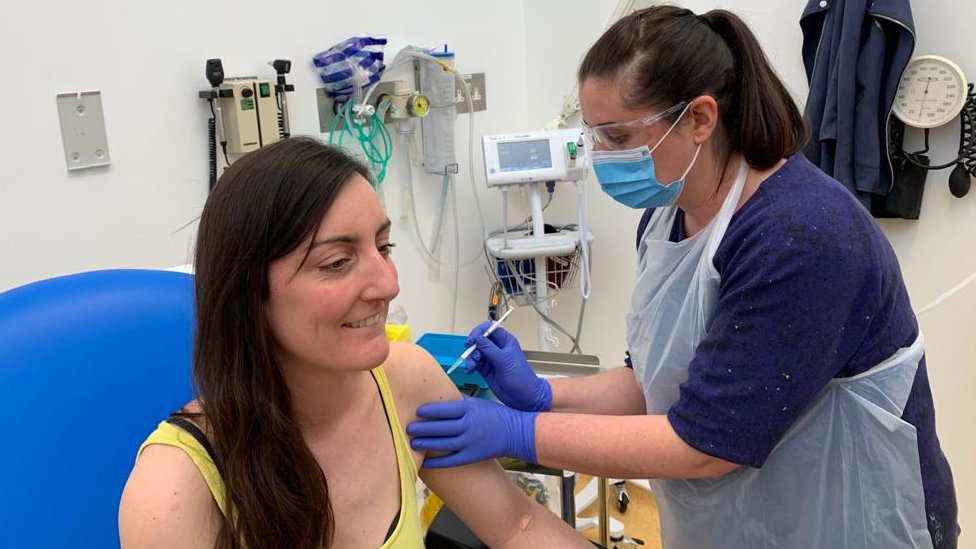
[456, 73, 487, 113]
[56, 91, 111, 171]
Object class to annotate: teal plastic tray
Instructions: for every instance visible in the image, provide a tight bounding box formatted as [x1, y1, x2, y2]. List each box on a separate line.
[416, 333, 490, 397]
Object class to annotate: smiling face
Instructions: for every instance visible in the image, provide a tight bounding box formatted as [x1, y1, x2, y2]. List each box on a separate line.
[265, 173, 399, 376]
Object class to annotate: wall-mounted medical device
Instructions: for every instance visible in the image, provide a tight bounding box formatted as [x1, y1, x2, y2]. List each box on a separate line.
[419, 46, 459, 175]
[884, 54, 975, 217]
[270, 59, 294, 139]
[218, 78, 280, 154]
[199, 58, 294, 189]
[482, 128, 588, 186]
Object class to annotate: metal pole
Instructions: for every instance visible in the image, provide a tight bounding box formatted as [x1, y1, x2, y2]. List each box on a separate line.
[597, 477, 609, 547]
[561, 470, 576, 527]
[528, 182, 550, 350]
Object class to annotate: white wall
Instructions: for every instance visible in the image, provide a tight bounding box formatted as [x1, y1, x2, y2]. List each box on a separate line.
[0, 0, 538, 341]
[524, 0, 975, 544]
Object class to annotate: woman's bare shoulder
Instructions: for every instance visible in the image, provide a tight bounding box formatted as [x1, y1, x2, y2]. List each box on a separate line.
[119, 440, 221, 548]
[383, 342, 460, 418]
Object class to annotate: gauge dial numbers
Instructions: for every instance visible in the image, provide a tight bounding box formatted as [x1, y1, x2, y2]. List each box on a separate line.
[893, 55, 968, 129]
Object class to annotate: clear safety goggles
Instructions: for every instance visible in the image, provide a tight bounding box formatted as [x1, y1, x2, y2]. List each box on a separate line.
[581, 101, 689, 151]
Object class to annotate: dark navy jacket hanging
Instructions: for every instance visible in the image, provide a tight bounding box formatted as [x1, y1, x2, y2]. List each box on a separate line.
[800, 0, 915, 207]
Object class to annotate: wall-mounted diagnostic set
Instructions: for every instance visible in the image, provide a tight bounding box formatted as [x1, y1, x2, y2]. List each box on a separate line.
[199, 58, 294, 189]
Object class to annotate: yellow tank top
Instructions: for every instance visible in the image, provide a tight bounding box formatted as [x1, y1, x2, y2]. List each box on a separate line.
[137, 366, 425, 548]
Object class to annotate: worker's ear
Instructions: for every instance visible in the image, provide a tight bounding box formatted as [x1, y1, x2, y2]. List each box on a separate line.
[686, 95, 719, 144]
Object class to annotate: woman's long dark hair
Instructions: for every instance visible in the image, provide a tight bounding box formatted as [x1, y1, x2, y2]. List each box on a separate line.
[192, 137, 370, 548]
[578, 5, 807, 180]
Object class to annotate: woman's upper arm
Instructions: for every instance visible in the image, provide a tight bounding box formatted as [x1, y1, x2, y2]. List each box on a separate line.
[387, 341, 462, 410]
[119, 444, 220, 549]
[389, 344, 524, 543]
[391, 344, 586, 547]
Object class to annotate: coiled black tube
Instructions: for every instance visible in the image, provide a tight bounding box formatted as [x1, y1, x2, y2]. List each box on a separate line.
[208, 100, 218, 191]
[958, 84, 976, 178]
[208, 117, 217, 190]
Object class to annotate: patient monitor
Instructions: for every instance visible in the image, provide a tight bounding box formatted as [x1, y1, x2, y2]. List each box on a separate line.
[482, 128, 588, 186]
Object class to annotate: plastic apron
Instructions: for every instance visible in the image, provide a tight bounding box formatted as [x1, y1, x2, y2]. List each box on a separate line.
[626, 160, 933, 548]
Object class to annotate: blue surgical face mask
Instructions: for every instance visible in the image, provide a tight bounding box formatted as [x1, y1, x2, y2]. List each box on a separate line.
[590, 105, 701, 209]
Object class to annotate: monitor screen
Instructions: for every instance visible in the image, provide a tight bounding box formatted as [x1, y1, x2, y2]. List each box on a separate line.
[498, 139, 552, 172]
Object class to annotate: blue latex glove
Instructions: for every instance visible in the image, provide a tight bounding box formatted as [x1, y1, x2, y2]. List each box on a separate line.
[465, 322, 552, 413]
[407, 396, 538, 468]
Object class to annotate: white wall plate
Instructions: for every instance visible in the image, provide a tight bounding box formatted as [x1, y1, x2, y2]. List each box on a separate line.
[56, 91, 111, 171]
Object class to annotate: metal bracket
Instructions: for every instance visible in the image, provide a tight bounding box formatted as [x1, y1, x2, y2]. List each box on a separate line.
[317, 81, 412, 133]
[524, 350, 600, 377]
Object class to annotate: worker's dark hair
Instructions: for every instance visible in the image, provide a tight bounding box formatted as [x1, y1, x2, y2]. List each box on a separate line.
[578, 5, 807, 179]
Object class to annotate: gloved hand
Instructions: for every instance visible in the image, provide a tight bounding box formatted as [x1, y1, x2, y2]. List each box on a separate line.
[465, 322, 552, 413]
[407, 396, 538, 468]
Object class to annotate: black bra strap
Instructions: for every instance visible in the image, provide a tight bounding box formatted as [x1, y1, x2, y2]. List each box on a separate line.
[166, 416, 218, 465]
[384, 508, 401, 542]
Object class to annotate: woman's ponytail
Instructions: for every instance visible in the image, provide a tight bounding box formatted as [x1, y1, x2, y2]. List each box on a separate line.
[701, 9, 807, 169]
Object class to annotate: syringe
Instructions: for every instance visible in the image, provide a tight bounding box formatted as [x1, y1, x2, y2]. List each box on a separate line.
[445, 306, 515, 376]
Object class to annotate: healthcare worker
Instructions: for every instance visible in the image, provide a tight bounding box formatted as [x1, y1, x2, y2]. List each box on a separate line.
[408, 6, 959, 548]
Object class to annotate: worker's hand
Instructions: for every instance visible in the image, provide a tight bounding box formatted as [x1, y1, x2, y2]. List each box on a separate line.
[465, 323, 552, 412]
[407, 396, 538, 468]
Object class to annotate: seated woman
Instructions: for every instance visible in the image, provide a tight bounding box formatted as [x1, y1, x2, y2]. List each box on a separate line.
[118, 138, 591, 549]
